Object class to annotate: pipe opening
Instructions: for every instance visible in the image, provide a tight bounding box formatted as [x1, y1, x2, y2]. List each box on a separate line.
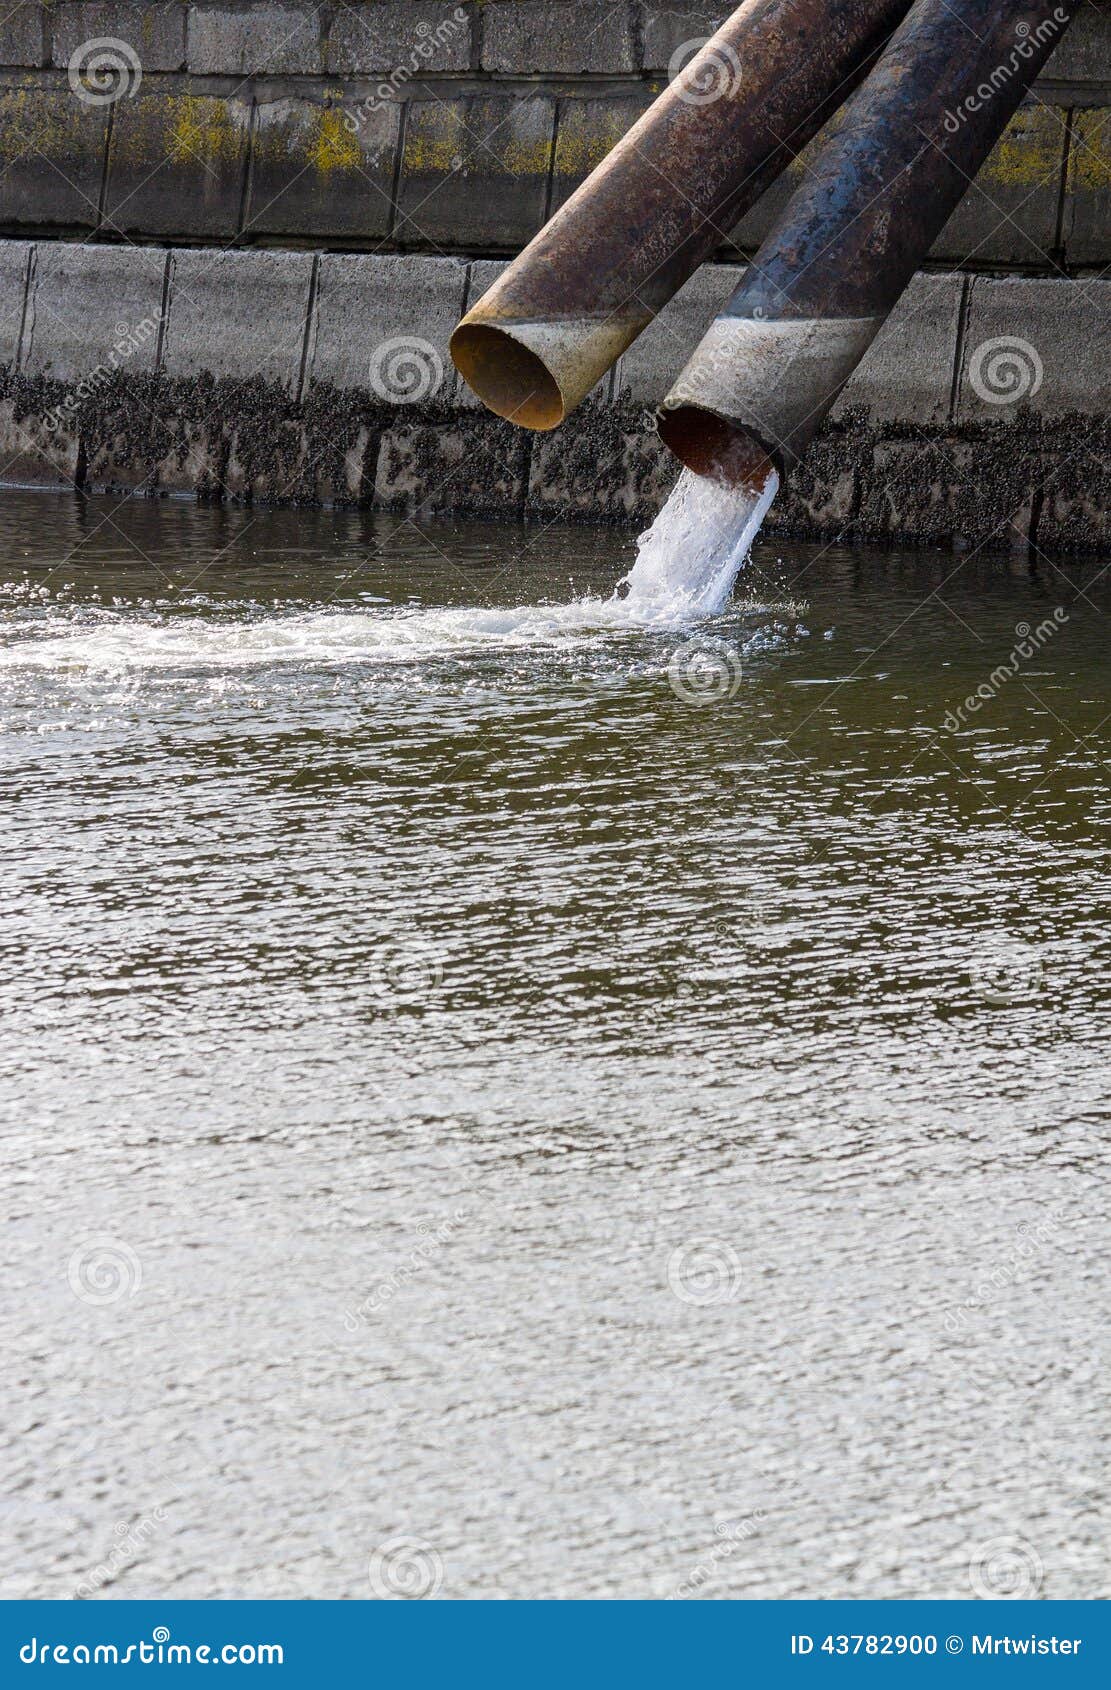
[450, 324, 565, 431]
[657, 405, 779, 492]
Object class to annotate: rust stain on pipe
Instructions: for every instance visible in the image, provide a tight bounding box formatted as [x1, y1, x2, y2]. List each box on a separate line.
[659, 0, 1078, 480]
[451, 0, 915, 429]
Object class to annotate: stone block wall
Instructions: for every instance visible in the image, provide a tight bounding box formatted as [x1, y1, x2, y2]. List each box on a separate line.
[0, 2, 1101, 263]
[0, 239, 1106, 553]
[0, 3, 1107, 550]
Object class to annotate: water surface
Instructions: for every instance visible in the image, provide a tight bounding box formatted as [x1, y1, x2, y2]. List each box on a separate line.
[2, 490, 1108, 1600]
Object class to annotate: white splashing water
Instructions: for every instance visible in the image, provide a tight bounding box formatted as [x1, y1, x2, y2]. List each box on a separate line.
[617, 466, 779, 620]
[0, 470, 777, 672]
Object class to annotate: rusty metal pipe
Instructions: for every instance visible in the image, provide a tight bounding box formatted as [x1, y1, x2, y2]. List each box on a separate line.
[450, 0, 914, 429]
[658, 0, 1078, 482]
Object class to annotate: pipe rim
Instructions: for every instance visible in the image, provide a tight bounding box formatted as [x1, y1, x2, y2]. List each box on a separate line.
[656, 404, 783, 489]
[450, 323, 565, 431]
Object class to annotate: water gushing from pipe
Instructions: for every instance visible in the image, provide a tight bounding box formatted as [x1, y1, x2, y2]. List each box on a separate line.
[617, 468, 779, 619]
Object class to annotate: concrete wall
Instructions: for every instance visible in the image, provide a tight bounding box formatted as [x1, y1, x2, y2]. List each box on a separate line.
[0, 4, 1107, 550]
[0, 2, 1105, 265]
[1, 238, 1106, 553]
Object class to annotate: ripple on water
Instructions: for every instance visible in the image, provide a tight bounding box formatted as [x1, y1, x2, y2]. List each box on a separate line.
[0, 487, 1109, 1601]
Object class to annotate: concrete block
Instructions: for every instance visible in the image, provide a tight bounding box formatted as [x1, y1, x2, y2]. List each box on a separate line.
[527, 416, 679, 523]
[0, 89, 107, 229]
[0, 5, 47, 66]
[309, 252, 467, 395]
[932, 105, 1066, 266]
[956, 275, 1111, 422]
[225, 419, 316, 504]
[247, 97, 398, 241]
[186, 3, 323, 76]
[1061, 106, 1110, 263]
[162, 249, 312, 390]
[326, 3, 472, 75]
[52, 4, 185, 73]
[1038, 448, 1111, 550]
[1040, 8, 1109, 85]
[640, 5, 733, 73]
[765, 437, 860, 536]
[550, 95, 651, 213]
[395, 94, 555, 251]
[104, 92, 250, 239]
[832, 273, 964, 428]
[727, 165, 793, 253]
[0, 240, 31, 366]
[375, 418, 528, 515]
[23, 243, 166, 381]
[0, 397, 80, 488]
[612, 262, 742, 409]
[727, 114, 833, 255]
[857, 439, 1045, 546]
[482, 2, 637, 74]
[149, 416, 226, 499]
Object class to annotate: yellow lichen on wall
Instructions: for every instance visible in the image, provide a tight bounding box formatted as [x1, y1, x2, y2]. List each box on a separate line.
[404, 102, 551, 176]
[166, 97, 245, 166]
[305, 107, 362, 176]
[1070, 109, 1110, 191]
[980, 107, 1065, 189]
[554, 111, 631, 177]
[0, 87, 90, 153]
[499, 135, 553, 175]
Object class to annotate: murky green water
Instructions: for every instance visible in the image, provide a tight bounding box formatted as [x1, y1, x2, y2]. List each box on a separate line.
[2, 489, 1108, 1599]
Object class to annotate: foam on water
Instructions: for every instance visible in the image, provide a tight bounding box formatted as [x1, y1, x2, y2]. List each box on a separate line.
[0, 470, 777, 672]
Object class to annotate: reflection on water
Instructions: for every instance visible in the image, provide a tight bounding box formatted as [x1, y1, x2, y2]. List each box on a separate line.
[1, 489, 1108, 1601]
